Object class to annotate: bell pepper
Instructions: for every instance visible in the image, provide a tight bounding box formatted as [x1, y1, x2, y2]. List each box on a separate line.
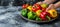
[34, 4, 42, 10]
[36, 10, 42, 16]
[32, 4, 42, 12]
[27, 11, 36, 20]
[32, 7, 37, 12]
[40, 13, 47, 21]
[36, 17, 42, 21]
[40, 12, 49, 21]
[27, 6, 32, 11]
[22, 4, 29, 9]
[48, 9, 57, 18]
[41, 3, 48, 8]
[42, 12, 49, 16]
[21, 9, 27, 17]
[42, 8, 46, 12]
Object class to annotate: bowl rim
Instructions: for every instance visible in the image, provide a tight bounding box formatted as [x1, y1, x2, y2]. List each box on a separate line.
[20, 14, 58, 23]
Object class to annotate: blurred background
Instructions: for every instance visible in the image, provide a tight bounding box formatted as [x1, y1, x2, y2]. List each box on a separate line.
[0, 0, 44, 6]
[0, 0, 60, 27]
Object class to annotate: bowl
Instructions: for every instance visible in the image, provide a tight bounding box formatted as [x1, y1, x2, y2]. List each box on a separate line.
[20, 13, 59, 23]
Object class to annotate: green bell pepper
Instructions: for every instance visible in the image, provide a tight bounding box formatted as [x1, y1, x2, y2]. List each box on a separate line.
[36, 17, 42, 21]
[27, 11, 36, 20]
[21, 9, 27, 17]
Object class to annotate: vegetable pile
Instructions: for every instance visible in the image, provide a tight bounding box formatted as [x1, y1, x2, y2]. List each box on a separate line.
[21, 3, 58, 21]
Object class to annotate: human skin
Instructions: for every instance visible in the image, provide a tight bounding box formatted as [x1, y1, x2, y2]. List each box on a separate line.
[36, 0, 56, 4]
[54, 1, 60, 8]
[43, 0, 56, 4]
[46, 1, 60, 11]
[36, 0, 60, 11]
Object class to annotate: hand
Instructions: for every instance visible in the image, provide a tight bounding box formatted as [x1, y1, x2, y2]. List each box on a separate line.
[46, 4, 56, 12]
[46, 1, 60, 12]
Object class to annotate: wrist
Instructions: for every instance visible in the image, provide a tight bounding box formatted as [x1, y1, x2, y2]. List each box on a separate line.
[54, 1, 60, 8]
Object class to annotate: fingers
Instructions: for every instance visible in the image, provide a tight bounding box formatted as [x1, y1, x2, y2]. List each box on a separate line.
[46, 1, 60, 12]
[46, 4, 55, 12]
[36, 1, 59, 12]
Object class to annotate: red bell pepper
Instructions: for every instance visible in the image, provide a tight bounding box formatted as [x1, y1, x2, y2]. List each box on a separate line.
[42, 8, 46, 12]
[32, 4, 42, 12]
[22, 4, 29, 9]
[32, 7, 37, 12]
[40, 13, 47, 21]
[40, 12, 49, 21]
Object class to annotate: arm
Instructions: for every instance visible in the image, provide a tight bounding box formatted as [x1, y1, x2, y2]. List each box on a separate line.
[36, 0, 56, 5]
[43, 0, 56, 4]
[54, 1, 60, 8]
[46, 1, 60, 11]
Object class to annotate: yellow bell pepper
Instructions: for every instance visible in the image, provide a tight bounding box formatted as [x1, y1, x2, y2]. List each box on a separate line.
[27, 6, 32, 11]
[36, 10, 42, 16]
[48, 9, 57, 18]
[41, 3, 48, 8]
